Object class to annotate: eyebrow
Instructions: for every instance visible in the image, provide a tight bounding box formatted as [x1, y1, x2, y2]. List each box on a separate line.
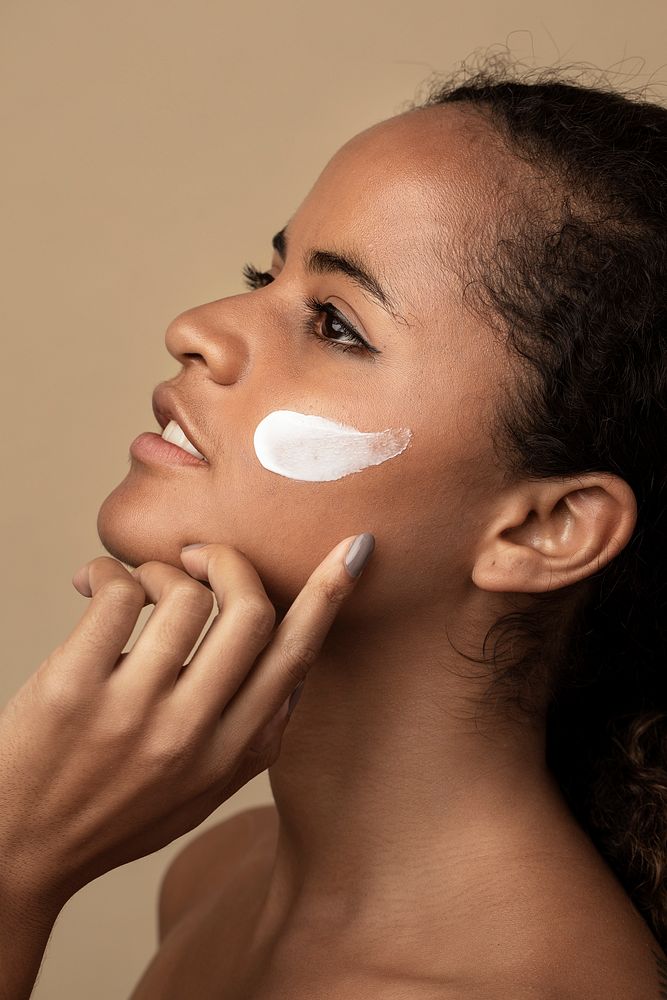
[271, 226, 401, 317]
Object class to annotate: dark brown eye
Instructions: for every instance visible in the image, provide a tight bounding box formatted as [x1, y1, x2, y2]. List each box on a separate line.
[240, 262, 380, 359]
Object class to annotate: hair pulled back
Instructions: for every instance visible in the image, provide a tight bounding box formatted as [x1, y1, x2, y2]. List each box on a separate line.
[410, 57, 667, 949]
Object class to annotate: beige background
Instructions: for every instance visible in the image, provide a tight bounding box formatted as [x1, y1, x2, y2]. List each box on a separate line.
[1, 1, 665, 996]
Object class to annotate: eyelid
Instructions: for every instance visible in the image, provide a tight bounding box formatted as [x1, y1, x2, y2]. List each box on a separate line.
[327, 298, 367, 338]
[242, 262, 380, 356]
[268, 263, 370, 337]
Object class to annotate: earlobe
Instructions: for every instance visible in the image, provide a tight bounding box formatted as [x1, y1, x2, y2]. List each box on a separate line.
[472, 473, 637, 594]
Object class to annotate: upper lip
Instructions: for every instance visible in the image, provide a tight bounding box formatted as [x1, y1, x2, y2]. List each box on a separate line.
[151, 384, 208, 462]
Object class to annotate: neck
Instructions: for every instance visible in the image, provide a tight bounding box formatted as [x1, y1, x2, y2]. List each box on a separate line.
[253, 602, 579, 951]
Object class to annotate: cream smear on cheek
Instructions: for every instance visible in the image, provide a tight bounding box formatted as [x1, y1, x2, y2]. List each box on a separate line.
[253, 409, 412, 482]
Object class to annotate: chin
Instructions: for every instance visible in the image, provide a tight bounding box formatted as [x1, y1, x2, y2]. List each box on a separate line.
[96, 473, 189, 569]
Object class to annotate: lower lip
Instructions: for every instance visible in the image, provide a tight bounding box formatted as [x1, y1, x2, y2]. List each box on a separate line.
[130, 432, 209, 467]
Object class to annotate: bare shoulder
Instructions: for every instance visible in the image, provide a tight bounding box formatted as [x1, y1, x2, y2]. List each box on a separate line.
[560, 925, 667, 1000]
[554, 877, 667, 999]
[158, 803, 278, 940]
[529, 938, 667, 1000]
[488, 873, 667, 1000]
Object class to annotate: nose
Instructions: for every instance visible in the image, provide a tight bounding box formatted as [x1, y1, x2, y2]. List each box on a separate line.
[164, 298, 250, 384]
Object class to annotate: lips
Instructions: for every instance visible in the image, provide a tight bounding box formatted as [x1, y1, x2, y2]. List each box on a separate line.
[151, 384, 209, 463]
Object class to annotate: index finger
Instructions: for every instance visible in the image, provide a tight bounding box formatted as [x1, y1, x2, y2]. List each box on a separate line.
[192, 533, 375, 752]
[54, 557, 148, 684]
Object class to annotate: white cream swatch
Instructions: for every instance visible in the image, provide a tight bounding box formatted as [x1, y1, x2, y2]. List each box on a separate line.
[253, 409, 412, 482]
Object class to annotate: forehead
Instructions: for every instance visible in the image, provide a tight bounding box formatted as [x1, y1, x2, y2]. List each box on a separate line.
[289, 106, 500, 323]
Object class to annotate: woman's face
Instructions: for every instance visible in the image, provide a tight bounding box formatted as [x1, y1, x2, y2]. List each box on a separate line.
[97, 106, 512, 621]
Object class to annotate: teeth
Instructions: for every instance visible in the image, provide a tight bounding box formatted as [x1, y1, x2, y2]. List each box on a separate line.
[161, 419, 206, 461]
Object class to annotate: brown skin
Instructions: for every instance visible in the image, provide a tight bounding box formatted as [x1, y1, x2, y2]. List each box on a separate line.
[102, 107, 649, 992]
[0, 538, 371, 1000]
[4, 105, 648, 997]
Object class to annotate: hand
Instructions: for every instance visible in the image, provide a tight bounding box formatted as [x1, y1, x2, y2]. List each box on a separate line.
[0, 533, 374, 913]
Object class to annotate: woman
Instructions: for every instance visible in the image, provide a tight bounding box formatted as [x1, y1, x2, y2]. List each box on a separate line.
[2, 59, 666, 998]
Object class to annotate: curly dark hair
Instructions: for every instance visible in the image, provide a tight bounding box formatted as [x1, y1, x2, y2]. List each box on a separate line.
[407, 57, 667, 951]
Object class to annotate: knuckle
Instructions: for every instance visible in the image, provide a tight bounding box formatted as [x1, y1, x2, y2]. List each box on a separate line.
[230, 596, 276, 636]
[319, 575, 349, 606]
[100, 703, 144, 743]
[96, 577, 145, 608]
[146, 731, 197, 770]
[34, 661, 83, 718]
[164, 578, 215, 615]
[279, 633, 319, 681]
[96, 682, 147, 740]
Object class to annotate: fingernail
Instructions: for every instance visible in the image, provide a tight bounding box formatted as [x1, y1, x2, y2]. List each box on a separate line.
[344, 533, 375, 578]
[288, 680, 305, 718]
[181, 543, 207, 552]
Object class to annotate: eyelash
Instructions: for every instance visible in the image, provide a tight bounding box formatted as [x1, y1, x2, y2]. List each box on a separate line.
[241, 262, 379, 356]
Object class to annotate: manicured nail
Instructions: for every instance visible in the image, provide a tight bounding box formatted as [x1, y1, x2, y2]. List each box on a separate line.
[344, 533, 375, 578]
[181, 543, 207, 552]
[288, 680, 305, 718]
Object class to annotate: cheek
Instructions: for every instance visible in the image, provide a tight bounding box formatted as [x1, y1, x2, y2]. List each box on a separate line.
[115, 391, 494, 616]
[378, 403, 502, 591]
[202, 423, 413, 614]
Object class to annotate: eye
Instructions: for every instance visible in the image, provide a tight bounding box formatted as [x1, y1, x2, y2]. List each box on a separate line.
[241, 262, 380, 357]
[301, 296, 377, 355]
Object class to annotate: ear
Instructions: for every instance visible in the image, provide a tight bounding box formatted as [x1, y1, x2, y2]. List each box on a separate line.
[472, 472, 637, 593]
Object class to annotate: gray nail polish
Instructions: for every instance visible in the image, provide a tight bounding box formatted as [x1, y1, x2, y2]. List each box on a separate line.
[344, 533, 375, 578]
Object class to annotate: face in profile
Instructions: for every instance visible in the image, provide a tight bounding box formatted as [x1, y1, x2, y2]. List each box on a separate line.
[97, 107, 511, 622]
